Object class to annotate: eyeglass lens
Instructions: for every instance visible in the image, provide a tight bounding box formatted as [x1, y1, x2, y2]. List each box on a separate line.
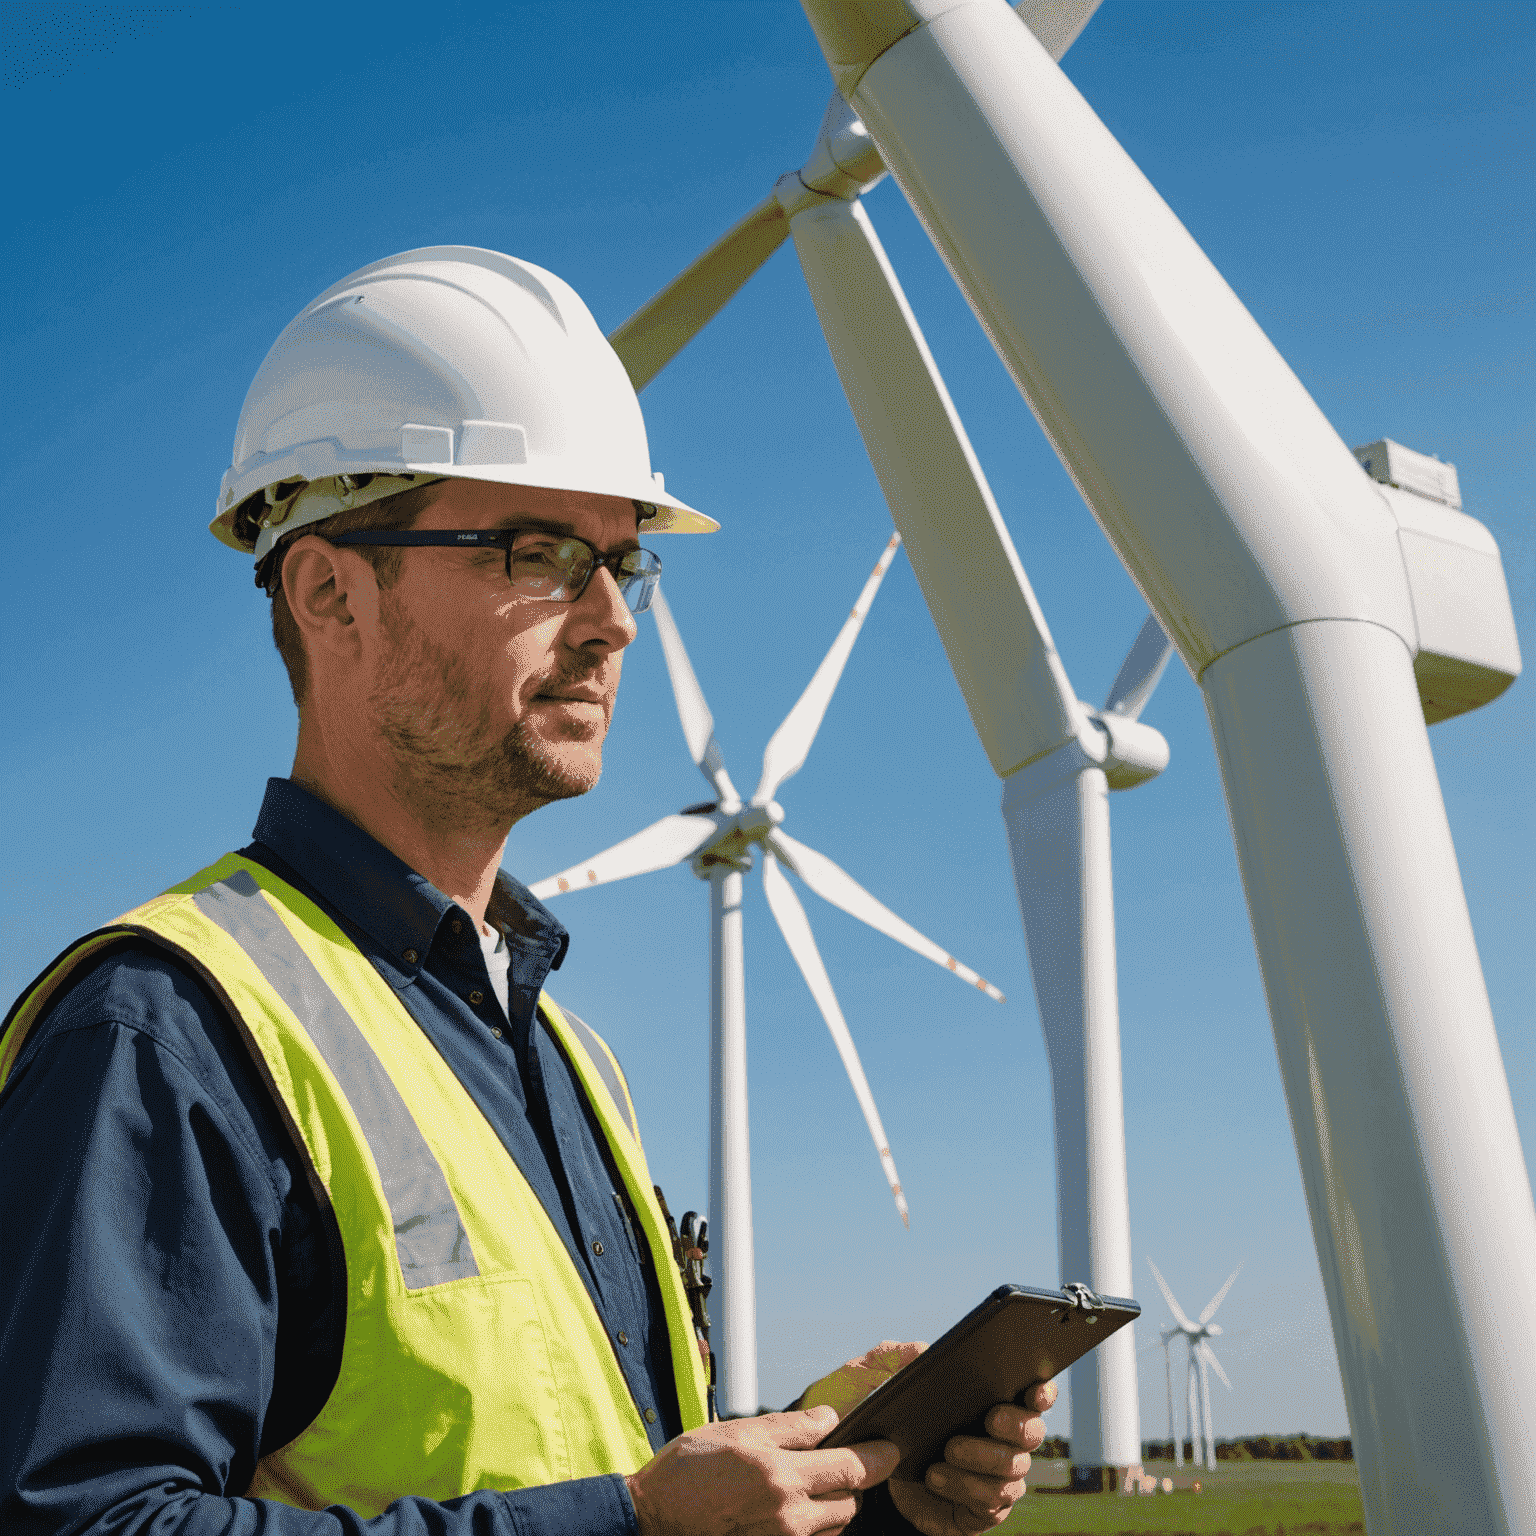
[506, 533, 659, 614]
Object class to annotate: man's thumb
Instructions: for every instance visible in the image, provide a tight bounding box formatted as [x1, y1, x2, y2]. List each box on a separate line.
[767, 1402, 840, 1447]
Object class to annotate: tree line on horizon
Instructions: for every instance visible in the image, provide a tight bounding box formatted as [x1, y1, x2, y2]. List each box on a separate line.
[1033, 1434, 1354, 1462]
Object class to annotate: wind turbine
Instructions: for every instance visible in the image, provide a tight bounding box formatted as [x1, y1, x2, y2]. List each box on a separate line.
[1141, 1304, 1192, 1469]
[589, 0, 1531, 1522]
[1157, 1329, 1181, 1469]
[1148, 1259, 1241, 1471]
[530, 533, 1004, 1417]
[607, 7, 1168, 1480]
[1001, 613, 1173, 1487]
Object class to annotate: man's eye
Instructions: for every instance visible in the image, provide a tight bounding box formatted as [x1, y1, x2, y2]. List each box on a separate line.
[508, 538, 565, 572]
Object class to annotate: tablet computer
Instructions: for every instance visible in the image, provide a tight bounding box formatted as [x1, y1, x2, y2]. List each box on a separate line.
[817, 1283, 1139, 1482]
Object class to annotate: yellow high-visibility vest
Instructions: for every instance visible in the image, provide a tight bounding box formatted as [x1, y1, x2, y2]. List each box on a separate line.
[1, 853, 710, 1513]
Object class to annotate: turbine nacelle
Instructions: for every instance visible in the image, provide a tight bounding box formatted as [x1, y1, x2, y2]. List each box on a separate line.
[1082, 705, 1171, 791]
[1171, 1319, 1217, 1340]
[687, 802, 785, 874]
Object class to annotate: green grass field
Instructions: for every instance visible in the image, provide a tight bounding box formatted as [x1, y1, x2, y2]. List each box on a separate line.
[1000, 1459, 1364, 1535]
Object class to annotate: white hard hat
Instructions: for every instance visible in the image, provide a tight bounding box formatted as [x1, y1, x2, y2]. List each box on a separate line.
[213, 245, 717, 562]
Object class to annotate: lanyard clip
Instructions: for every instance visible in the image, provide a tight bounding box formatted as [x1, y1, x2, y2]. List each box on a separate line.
[654, 1184, 718, 1421]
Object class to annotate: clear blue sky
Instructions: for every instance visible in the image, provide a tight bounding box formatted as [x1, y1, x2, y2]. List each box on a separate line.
[3, 2, 1531, 1441]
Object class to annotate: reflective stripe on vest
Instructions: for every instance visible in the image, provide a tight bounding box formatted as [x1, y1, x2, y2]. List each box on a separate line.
[2, 853, 710, 1512]
[193, 869, 477, 1289]
[555, 1001, 637, 1141]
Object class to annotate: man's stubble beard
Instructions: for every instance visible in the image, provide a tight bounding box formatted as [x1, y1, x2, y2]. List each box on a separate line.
[370, 592, 606, 831]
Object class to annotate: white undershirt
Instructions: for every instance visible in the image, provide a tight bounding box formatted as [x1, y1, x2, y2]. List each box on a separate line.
[479, 924, 511, 1021]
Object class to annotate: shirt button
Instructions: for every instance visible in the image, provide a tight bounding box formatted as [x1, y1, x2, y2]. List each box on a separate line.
[491, 1027, 503, 1039]
[469, 990, 484, 1006]
[617, 1330, 629, 1346]
[451, 920, 463, 935]
[644, 1408, 657, 1424]
[403, 949, 419, 965]
[591, 1240, 604, 1256]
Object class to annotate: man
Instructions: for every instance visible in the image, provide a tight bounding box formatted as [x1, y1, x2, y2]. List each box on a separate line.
[0, 247, 1053, 1534]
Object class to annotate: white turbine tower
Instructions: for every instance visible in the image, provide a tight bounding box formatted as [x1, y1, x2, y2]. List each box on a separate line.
[1148, 1259, 1241, 1471]
[530, 534, 1004, 1417]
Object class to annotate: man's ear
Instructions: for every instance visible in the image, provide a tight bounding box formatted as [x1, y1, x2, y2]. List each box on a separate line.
[281, 536, 383, 668]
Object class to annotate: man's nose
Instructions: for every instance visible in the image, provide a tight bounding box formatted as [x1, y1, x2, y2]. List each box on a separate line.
[572, 564, 639, 649]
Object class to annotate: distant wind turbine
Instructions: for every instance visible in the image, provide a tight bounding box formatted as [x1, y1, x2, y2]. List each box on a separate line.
[531, 533, 1004, 1416]
[1148, 1258, 1242, 1470]
[1157, 1329, 1182, 1469]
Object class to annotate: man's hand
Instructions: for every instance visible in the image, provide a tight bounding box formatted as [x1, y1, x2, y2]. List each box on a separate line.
[887, 1380, 1058, 1536]
[626, 1405, 898, 1536]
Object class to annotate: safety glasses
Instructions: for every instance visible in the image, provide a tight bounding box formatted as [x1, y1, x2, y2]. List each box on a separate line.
[330, 528, 662, 614]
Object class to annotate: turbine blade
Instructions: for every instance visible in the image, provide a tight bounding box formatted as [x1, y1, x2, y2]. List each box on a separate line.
[752, 534, 903, 806]
[528, 814, 718, 899]
[760, 851, 910, 1227]
[1199, 1261, 1244, 1325]
[1147, 1257, 1198, 1333]
[1012, 0, 1104, 60]
[608, 193, 789, 392]
[771, 830, 1004, 1001]
[786, 194, 1090, 781]
[1103, 614, 1175, 720]
[650, 588, 741, 808]
[1200, 1340, 1233, 1391]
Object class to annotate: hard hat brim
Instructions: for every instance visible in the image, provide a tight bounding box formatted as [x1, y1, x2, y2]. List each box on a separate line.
[212, 459, 718, 556]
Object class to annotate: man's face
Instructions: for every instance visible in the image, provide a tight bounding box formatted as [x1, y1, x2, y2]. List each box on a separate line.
[365, 477, 642, 827]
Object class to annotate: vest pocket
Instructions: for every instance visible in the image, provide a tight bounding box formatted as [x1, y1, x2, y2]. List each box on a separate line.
[397, 1272, 572, 1491]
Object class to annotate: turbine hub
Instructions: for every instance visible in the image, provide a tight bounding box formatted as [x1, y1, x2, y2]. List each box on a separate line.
[735, 804, 779, 840]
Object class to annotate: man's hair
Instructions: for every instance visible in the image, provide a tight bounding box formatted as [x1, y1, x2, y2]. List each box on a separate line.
[270, 479, 446, 707]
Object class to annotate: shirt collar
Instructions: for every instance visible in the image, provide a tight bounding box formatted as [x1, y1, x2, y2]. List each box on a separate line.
[247, 777, 569, 977]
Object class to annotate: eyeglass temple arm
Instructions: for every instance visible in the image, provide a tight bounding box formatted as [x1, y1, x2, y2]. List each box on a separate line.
[330, 530, 503, 546]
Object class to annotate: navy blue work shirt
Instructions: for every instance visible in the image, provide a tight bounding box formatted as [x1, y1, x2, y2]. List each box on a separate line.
[0, 778, 684, 1536]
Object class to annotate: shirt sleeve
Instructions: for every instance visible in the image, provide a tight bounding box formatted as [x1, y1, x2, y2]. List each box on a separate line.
[0, 995, 638, 1536]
